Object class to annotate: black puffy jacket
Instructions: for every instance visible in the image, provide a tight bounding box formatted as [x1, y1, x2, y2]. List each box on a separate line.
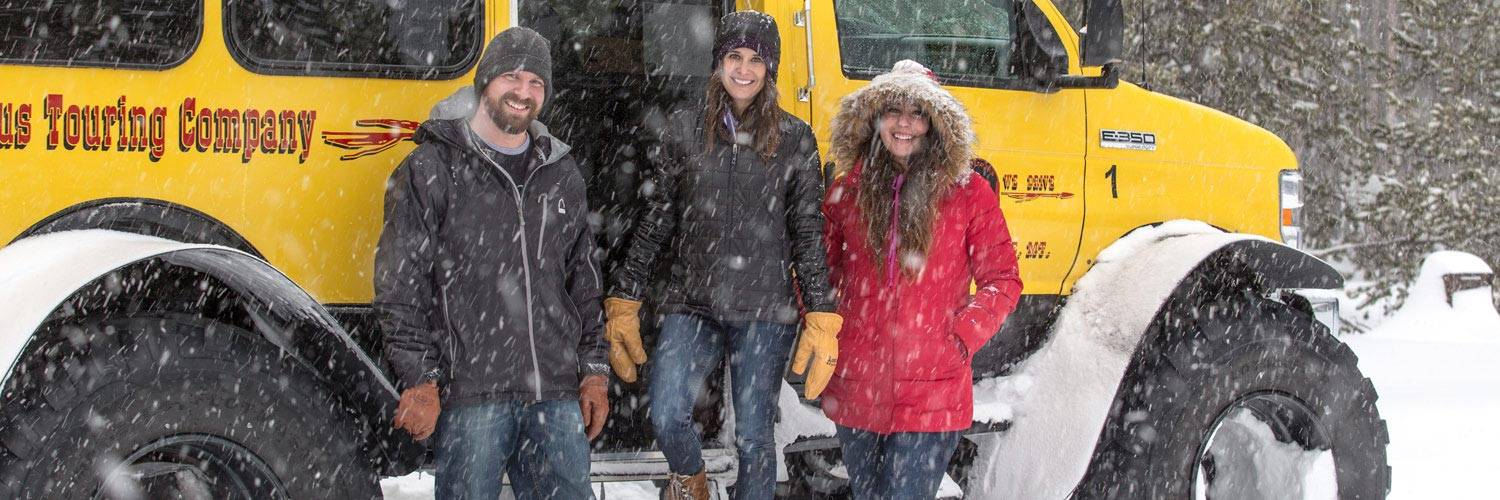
[612, 107, 835, 323]
[375, 118, 609, 406]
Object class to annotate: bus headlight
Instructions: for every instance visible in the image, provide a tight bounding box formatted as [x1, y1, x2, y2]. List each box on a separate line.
[1279, 170, 1303, 249]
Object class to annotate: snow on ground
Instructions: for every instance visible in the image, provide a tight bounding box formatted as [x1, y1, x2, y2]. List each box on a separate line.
[380, 250, 1499, 499]
[1344, 331, 1500, 499]
[1341, 251, 1499, 499]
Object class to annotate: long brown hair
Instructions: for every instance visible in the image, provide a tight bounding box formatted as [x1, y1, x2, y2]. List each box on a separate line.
[702, 70, 782, 160]
[854, 115, 956, 279]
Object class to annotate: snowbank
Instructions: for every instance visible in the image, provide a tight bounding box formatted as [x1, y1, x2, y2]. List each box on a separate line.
[0, 230, 230, 388]
[773, 381, 837, 481]
[1341, 250, 1500, 498]
[971, 374, 1030, 425]
[1367, 251, 1499, 341]
[970, 220, 1258, 498]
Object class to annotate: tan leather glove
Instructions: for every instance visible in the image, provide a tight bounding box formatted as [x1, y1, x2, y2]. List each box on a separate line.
[579, 375, 610, 440]
[604, 298, 648, 382]
[791, 312, 844, 400]
[393, 381, 441, 441]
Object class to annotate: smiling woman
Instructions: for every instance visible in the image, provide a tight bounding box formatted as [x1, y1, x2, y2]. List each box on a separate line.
[877, 101, 930, 163]
[719, 48, 768, 114]
[603, 10, 841, 499]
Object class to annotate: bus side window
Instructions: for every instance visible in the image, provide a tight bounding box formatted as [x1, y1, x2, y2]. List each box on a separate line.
[223, 0, 482, 79]
[834, 0, 1018, 84]
[0, 0, 202, 69]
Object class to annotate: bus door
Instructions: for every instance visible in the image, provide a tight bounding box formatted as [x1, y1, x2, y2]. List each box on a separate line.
[518, 0, 732, 452]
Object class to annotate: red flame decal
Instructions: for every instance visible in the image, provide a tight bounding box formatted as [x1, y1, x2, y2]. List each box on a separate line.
[321, 119, 421, 160]
[999, 192, 1076, 203]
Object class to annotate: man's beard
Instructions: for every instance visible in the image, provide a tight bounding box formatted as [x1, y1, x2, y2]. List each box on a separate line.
[485, 91, 539, 134]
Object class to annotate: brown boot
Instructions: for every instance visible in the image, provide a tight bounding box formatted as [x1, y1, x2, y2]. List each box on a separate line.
[664, 471, 710, 500]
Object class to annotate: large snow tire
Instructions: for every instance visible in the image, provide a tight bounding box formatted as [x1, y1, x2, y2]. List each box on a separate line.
[0, 314, 380, 499]
[1075, 295, 1390, 499]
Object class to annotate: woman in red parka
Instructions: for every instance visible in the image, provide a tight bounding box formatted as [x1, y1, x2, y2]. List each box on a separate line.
[820, 60, 1023, 498]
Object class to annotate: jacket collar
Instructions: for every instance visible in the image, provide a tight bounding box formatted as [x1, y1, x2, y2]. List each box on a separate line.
[416, 117, 571, 169]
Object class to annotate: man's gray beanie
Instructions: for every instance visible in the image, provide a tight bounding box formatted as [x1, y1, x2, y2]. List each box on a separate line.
[473, 27, 554, 106]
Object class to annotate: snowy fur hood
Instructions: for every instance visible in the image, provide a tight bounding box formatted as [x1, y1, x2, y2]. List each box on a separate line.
[829, 60, 975, 183]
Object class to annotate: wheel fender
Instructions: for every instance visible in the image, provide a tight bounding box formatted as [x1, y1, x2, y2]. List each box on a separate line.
[0, 230, 224, 370]
[0, 230, 417, 468]
[973, 220, 1341, 498]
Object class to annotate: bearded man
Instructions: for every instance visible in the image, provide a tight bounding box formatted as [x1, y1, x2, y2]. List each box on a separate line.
[374, 26, 610, 500]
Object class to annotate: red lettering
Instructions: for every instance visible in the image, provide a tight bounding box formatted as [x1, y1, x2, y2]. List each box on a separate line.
[15, 104, 28, 147]
[115, 96, 127, 150]
[279, 110, 296, 154]
[261, 109, 277, 152]
[101, 102, 118, 149]
[82, 105, 102, 150]
[298, 110, 315, 162]
[129, 107, 147, 150]
[242, 110, 259, 162]
[180, 97, 196, 152]
[196, 107, 212, 152]
[0, 103, 12, 145]
[64, 105, 81, 149]
[149, 107, 167, 162]
[44, 94, 62, 149]
[214, 108, 240, 152]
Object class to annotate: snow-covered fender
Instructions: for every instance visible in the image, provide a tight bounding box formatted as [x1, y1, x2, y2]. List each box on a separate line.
[0, 230, 421, 472]
[973, 221, 1342, 498]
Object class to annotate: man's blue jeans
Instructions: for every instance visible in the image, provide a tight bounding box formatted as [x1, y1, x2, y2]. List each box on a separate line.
[837, 425, 961, 500]
[649, 313, 798, 500]
[433, 400, 594, 500]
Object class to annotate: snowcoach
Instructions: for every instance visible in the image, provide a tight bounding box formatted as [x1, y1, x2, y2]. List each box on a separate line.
[0, 0, 1387, 498]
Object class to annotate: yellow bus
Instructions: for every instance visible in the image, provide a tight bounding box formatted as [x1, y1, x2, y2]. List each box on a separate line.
[0, 1, 1384, 497]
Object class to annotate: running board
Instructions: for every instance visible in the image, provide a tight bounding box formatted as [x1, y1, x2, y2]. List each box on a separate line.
[781, 421, 1013, 454]
[588, 448, 738, 482]
[413, 448, 738, 484]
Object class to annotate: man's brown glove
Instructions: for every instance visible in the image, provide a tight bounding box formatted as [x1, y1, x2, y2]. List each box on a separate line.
[393, 381, 441, 441]
[791, 312, 844, 400]
[604, 298, 648, 382]
[579, 375, 609, 440]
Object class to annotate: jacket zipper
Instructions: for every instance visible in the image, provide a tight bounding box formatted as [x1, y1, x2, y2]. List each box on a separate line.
[882, 258, 900, 432]
[470, 134, 547, 400]
[538, 194, 550, 265]
[439, 286, 466, 376]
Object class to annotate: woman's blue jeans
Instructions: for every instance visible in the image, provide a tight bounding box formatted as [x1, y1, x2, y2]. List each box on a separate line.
[649, 313, 798, 500]
[837, 425, 961, 500]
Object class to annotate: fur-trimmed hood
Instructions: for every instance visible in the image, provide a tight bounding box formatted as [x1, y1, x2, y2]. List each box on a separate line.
[828, 60, 975, 183]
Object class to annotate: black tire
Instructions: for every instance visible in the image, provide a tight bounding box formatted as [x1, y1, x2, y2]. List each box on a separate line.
[1076, 294, 1390, 499]
[0, 314, 380, 499]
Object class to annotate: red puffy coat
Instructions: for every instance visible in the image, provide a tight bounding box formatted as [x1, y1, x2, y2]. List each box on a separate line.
[818, 64, 1022, 433]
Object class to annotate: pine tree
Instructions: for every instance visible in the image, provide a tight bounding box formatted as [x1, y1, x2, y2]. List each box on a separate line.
[1114, 0, 1497, 321]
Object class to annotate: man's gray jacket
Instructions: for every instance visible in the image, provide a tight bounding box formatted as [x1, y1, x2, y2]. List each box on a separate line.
[376, 117, 609, 406]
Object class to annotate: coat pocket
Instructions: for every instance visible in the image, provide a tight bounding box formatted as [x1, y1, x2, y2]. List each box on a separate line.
[895, 314, 969, 382]
[895, 376, 967, 413]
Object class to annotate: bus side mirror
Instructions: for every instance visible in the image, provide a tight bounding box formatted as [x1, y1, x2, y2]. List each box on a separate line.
[1081, 0, 1124, 68]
